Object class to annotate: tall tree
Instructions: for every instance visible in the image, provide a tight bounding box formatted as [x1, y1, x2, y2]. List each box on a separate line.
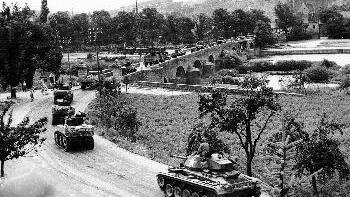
[71, 13, 89, 49]
[91, 10, 112, 45]
[274, 3, 298, 36]
[0, 101, 47, 177]
[194, 13, 213, 41]
[49, 11, 72, 40]
[1, 4, 62, 98]
[212, 8, 231, 39]
[140, 8, 165, 46]
[112, 11, 136, 46]
[199, 75, 280, 176]
[319, 8, 345, 39]
[254, 20, 275, 48]
[39, 0, 49, 23]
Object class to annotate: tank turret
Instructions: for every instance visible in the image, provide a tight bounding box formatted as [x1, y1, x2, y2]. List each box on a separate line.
[157, 153, 262, 197]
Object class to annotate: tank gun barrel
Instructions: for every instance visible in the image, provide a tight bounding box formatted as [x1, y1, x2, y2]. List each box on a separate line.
[171, 155, 187, 160]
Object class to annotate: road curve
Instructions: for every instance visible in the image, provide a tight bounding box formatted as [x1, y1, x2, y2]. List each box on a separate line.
[1, 89, 168, 197]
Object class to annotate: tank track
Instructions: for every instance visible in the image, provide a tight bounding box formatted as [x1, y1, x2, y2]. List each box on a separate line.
[54, 131, 94, 151]
[157, 171, 260, 197]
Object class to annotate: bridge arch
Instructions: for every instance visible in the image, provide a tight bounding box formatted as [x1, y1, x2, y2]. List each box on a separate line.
[194, 60, 202, 69]
[208, 54, 214, 63]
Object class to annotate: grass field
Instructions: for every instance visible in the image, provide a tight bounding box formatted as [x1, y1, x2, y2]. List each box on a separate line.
[88, 88, 350, 196]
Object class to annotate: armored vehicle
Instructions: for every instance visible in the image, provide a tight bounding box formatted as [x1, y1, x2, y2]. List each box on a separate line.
[51, 105, 75, 125]
[157, 153, 261, 197]
[53, 85, 73, 105]
[54, 112, 94, 151]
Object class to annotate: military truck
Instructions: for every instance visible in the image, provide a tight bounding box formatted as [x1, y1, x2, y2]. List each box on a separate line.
[157, 153, 261, 197]
[53, 85, 73, 105]
[79, 69, 114, 90]
[54, 112, 94, 151]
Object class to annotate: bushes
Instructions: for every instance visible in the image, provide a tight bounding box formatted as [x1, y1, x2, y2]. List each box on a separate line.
[222, 75, 240, 85]
[305, 66, 330, 83]
[274, 60, 312, 71]
[246, 60, 313, 73]
[340, 64, 350, 74]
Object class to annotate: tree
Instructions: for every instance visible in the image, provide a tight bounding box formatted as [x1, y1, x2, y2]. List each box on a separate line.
[49, 11, 72, 40]
[199, 75, 280, 176]
[254, 20, 275, 48]
[112, 11, 136, 46]
[195, 13, 213, 41]
[91, 10, 112, 45]
[212, 8, 231, 39]
[71, 13, 89, 50]
[274, 3, 298, 36]
[0, 4, 62, 98]
[177, 16, 195, 44]
[319, 9, 345, 39]
[163, 14, 181, 44]
[296, 114, 350, 197]
[39, 0, 49, 23]
[140, 8, 165, 46]
[0, 101, 47, 177]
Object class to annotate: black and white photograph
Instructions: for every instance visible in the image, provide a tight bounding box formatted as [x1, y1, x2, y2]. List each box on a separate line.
[1, 0, 350, 196]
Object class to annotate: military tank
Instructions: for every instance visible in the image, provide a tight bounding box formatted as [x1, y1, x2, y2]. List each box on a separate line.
[157, 153, 262, 197]
[51, 105, 75, 125]
[54, 112, 94, 151]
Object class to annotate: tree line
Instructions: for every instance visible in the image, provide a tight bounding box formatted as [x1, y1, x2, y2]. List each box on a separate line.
[49, 7, 275, 49]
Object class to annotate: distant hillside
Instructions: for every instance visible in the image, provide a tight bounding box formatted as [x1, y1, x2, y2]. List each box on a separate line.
[112, 0, 349, 19]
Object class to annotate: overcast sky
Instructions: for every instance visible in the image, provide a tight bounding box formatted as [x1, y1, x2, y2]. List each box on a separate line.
[2, 0, 147, 13]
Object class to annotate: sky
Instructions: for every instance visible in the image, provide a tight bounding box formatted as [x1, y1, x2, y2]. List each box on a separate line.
[1, 0, 147, 13]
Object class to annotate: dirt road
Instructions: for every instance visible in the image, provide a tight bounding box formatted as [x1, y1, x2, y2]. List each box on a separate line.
[1, 89, 168, 197]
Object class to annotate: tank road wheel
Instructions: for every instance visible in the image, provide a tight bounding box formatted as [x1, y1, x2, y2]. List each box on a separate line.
[157, 176, 165, 189]
[62, 136, 71, 152]
[182, 189, 191, 197]
[86, 137, 94, 150]
[165, 184, 174, 197]
[54, 132, 60, 146]
[191, 192, 199, 197]
[174, 187, 181, 197]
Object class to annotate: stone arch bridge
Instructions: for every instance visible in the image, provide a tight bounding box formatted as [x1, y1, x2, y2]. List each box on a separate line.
[126, 41, 249, 83]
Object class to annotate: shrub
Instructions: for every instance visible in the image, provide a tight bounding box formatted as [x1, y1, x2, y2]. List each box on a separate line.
[338, 75, 350, 92]
[217, 69, 239, 77]
[305, 66, 330, 83]
[319, 59, 340, 70]
[248, 61, 274, 72]
[274, 60, 312, 71]
[340, 64, 350, 74]
[222, 75, 240, 85]
[209, 74, 222, 84]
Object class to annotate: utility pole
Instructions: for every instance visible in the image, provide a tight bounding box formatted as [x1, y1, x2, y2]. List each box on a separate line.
[88, 27, 103, 96]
